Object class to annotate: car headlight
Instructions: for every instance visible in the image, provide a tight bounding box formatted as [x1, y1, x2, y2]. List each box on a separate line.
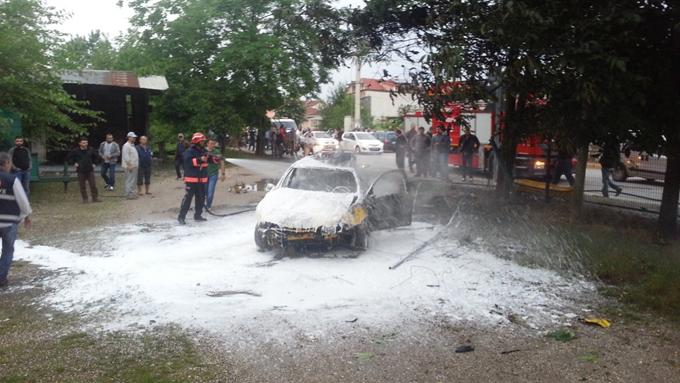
[533, 160, 545, 169]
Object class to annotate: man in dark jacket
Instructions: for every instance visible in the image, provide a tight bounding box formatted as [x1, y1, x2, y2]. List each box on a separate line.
[0, 152, 32, 287]
[136, 136, 153, 195]
[410, 127, 431, 177]
[67, 137, 102, 203]
[405, 125, 417, 173]
[394, 129, 408, 171]
[178, 132, 209, 225]
[599, 140, 622, 197]
[174, 133, 187, 180]
[431, 126, 451, 180]
[458, 127, 480, 181]
[8, 136, 31, 196]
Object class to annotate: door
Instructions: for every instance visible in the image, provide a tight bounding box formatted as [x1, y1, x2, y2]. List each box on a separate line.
[365, 170, 413, 230]
[342, 133, 355, 151]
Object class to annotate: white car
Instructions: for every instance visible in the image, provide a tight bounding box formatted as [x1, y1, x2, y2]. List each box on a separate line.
[254, 153, 412, 251]
[311, 131, 339, 153]
[340, 131, 384, 154]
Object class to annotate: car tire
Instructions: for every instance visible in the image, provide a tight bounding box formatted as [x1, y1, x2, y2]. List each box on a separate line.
[355, 146, 361, 153]
[612, 165, 627, 182]
[254, 225, 272, 251]
[350, 223, 369, 251]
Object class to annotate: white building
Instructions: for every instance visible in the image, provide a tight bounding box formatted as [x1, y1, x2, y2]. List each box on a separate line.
[346, 78, 418, 124]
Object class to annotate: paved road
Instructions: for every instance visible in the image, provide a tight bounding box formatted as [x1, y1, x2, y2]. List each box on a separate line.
[227, 152, 675, 213]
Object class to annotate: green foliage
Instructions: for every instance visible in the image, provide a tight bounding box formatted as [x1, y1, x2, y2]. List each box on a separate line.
[276, 98, 306, 125]
[117, 0, 348, 146]
[320, 84, 352, 131]
[320, 84, 371, 131]
[52, 31, 118, 70]
[0, 0, 98, 142]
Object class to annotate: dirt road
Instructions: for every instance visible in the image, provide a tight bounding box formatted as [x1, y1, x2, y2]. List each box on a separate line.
[2, 160, 679, 382]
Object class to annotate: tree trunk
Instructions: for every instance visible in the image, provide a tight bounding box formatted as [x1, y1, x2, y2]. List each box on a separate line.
[571, 143, 589, 218]
[658, 17, 680, 239]
[158, 142, 167, 164]
[658, 133, 680, 239]
[495, 92, 519, 197]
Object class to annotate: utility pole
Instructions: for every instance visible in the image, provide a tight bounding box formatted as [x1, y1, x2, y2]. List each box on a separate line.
[354, 56, 362, 131]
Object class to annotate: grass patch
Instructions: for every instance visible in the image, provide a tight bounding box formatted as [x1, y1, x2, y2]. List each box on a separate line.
[445, 187, 680, 321]
[546, 329, 577, 342]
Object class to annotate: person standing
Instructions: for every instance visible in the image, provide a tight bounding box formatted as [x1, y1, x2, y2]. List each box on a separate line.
[405, 125, 417, 173]
[458, 127, 480, 181]
[136, 136, 153, 196]
[599, 140, 622, 198]
[122, 132, 139, 200]
[178, 132, 209, 224]
[174, 133, 187, 180]
[205, 138, 226, 211]
[0, 152, 32, 288]
[98, 133, 120, 191]
[431, 126, 451, 180]
[8, 137, 31, 196]
[248, 128, 256, 151]
[394, 129, 408, 171]
[551, 142, 576, 186]
[67, 137, 102, 203]
[410, 127, 431, 177]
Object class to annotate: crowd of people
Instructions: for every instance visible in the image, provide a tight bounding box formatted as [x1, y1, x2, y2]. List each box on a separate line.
[67, 132, 156, 202]
[394, 125, 480, 182]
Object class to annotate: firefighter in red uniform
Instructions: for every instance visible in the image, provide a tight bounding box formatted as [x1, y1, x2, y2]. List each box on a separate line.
[178, 132, 209, 225]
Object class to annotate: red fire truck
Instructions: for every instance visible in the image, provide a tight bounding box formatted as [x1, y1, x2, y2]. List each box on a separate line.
[404, 105, 550, 179]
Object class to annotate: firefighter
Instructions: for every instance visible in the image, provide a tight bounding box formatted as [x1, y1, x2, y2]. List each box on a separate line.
[178, 132, 209, 225]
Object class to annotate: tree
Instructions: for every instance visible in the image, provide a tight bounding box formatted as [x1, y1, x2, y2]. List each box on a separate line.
[276, 98, 306, 126]
[52, 31, 118, 70]
[320, 85, 352, 131]
[120, 0, 348, 154]
[0, 0, 97, 142]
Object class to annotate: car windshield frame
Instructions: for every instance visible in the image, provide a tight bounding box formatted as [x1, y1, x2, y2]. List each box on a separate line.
[282, 167, 358, 193]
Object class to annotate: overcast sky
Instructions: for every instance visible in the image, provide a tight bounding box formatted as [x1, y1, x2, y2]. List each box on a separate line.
[44, 0, 408, 100]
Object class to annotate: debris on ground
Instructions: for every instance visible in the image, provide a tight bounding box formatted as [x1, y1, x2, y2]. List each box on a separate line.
[455, 345, 475, 353]
[580, 317, 611, 328]
[546, 328, 577, 342]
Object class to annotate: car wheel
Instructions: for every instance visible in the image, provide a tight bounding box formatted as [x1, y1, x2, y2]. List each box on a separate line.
[350, 223, 369, 251]
[612, 165, 627, 182]
[254, 225, 272, 251]
[354, 146, 361, 153]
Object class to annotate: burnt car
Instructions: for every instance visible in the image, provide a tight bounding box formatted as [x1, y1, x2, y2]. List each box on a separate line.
[254, 153, 412, 251]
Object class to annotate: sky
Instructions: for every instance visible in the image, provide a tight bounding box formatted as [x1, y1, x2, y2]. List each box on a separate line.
[43, 0, 409, 100]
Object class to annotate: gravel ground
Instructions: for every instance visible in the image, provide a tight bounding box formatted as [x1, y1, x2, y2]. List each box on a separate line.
[1, 161, 679, 382]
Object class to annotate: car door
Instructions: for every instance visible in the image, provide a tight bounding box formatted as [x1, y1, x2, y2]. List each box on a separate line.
[342, 133, 355, 151]
[365, 170, 413, 230]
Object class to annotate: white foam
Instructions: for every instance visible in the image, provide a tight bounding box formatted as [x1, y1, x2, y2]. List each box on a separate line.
[16, 212, 594, 337]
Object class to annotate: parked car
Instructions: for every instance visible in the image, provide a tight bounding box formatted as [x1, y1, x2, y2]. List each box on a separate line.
[372, 131, 397, 152]
[340, 131, 384, 154]
[254, 152, 412, 251]
[613, 150, 667, 182]
[311, 131, 339, 153]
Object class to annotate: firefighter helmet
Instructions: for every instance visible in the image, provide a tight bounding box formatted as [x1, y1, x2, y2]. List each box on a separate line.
[191, 132, 206, 144]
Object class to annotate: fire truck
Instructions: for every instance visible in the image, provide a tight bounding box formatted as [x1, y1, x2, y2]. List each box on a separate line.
[404, 105, 550, 179]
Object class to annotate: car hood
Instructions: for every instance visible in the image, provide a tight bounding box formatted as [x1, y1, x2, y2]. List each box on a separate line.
[256, 187, 357, 229]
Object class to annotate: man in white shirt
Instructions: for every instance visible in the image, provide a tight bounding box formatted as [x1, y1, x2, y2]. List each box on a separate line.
[0, 152, 32, 287]
[122, 132, 139, 200]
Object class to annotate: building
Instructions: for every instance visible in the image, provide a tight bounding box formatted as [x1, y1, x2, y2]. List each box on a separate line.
[346, 78, 418, 125]
[34, 70, 169, 162]
[300, 99, 324, 130]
